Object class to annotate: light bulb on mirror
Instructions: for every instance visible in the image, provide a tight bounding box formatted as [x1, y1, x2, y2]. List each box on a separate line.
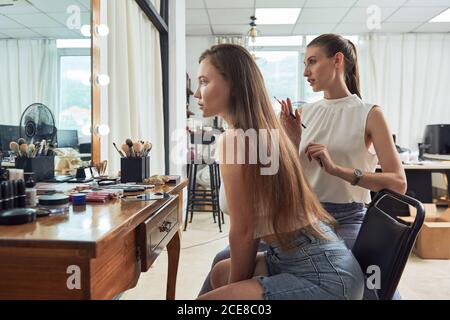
[95, 124, 110, 137]
[95, 74, 110, 86]
[95, 24, 110, 37]
[80, 25, 91, 37]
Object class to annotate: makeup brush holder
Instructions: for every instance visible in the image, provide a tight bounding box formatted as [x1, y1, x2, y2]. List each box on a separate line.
[121, 157, 150, 183]
[15, 157, 55, 182]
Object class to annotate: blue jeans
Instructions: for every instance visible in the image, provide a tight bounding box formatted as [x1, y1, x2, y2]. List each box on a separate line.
[198, 203, 400, 300]
[256, 222, 364, 300]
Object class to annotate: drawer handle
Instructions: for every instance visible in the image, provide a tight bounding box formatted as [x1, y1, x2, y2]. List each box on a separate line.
[159, 221, 172, 233]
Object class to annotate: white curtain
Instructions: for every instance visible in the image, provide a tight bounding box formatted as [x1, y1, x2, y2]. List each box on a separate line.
[359, 34, 450, 151]
[0, 39, 58, 125]
[107, 0, 164, 176]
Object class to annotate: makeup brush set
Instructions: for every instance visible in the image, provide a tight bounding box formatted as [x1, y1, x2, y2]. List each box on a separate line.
[113, 139, 153, 159]
[9, 139, 56, 159]
[116, 139, 152, 183]
[12, 139, 56, 182]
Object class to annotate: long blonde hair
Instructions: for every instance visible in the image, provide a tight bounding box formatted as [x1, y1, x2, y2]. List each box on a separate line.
[200, 44, 335, 248]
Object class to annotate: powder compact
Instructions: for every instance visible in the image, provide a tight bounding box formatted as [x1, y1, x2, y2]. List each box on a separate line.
[38, 194, 70, 216]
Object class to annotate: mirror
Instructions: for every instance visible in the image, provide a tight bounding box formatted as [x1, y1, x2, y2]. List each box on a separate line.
[0, 0, 93, 174]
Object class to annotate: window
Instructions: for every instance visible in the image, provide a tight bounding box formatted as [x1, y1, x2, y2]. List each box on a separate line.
[57, 44, 91, 144]
[252, 50, 300, 114]
[253, 35, 360, 110]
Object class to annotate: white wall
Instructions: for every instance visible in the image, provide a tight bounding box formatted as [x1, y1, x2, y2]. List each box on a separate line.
[186, 36, 215, 126]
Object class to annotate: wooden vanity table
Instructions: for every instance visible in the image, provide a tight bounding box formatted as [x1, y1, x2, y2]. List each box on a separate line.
[0, 179, 187, 300]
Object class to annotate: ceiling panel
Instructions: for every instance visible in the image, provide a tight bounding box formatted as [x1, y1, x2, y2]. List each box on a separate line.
[0, 1, 40, 14]
[334, 23, 376, 34]
[208, 8, 254, 25]
[205, 0, 254, 9]
[385, 7, 449, 22]
[47, 12, 90, 27]
[374, 22, 423, 32]
[28, 0, 88, 13]
[298, 8, 349, 23]
[343, 6, 399, 23]
[355, 0, 407, 7]
[256, 0, 305, 8]
[6, 13, 63, 28]
[414, 22, 450, 32]
[33, 27, 81, 38]
[0, 14, 24, 28]
[186, 0, 206, 9]
[292, 23, 336, 34]
[186, 24, 212, 35]
[212, 24, 249, 34]
[1, 28, 41, 38]
[404, 0, 450, 6]
[304, 0, 355, 7]
[257, 25, 295, 35]
[76, 0, 91, 10]
[186, 9, 210, 25]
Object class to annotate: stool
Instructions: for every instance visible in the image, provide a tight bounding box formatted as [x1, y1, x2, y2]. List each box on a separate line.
[184, 132, 225, 232]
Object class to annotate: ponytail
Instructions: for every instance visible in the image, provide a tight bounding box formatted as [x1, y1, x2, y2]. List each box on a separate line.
[346, 40, 361, 99]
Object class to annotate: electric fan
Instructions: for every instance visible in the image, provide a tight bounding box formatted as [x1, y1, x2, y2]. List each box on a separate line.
[19, 103, 57, 145]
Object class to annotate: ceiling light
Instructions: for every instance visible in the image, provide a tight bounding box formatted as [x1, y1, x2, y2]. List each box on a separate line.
[255, 8, 301, 25]
[247, 16, 261, 44]
[429, 8, 450, 22]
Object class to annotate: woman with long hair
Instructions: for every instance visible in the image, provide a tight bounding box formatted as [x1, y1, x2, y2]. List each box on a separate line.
[194, 44, 364, 300]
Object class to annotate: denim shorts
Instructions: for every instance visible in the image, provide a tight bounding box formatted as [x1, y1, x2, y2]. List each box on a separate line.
[256, 222, 365, 300]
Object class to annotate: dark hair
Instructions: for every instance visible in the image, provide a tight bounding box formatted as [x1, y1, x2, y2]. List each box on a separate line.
[308, 34, 361, 99]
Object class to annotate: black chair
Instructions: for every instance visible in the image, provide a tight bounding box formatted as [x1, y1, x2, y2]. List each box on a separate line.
[352, 189, 425, 300]
[184, 132, 225, 232]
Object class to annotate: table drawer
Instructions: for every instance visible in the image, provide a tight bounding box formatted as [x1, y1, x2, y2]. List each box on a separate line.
[137, 196, 179, 272]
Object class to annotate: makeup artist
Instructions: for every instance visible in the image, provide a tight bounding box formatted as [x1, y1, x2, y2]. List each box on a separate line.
[280, 34, 406, 250]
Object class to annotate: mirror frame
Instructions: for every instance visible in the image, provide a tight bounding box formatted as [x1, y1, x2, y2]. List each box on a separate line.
[91, 0, 101, 166]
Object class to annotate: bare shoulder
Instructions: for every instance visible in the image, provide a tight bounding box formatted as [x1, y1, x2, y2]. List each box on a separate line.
[366, 105, 388, 133]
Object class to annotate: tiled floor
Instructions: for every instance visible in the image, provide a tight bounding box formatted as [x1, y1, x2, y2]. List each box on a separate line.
[121, 211, 450, 300]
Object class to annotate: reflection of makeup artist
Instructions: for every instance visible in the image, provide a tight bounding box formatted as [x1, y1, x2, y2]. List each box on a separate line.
[281, 34, 407, 250]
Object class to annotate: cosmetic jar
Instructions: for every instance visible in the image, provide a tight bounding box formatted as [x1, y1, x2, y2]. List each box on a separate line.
[38, 194, 70, 215]
[71, 194, 87, 206]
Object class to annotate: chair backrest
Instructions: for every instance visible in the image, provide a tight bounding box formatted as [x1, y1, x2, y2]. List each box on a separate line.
[352, 189, 425, 300]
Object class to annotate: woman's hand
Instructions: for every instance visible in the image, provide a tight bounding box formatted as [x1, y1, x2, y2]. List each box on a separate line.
[280, 98, 302, 148]
[305, 143, 339, 175]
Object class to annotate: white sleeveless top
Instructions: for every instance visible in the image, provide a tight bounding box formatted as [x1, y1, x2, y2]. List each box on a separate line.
[299, 94, 378, 204]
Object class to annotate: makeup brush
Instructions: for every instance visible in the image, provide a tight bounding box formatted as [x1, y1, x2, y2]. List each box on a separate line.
[274, 96, 307, 129]
[113, 142, 126, 158]
[133, 142, 142, 158]
[10, 141, 20, 156]
[38, 139, 46, 157]
[20, 144, 28, 158]
[29, 144, 36, 158]
[144, 142, 153, 157]
[126, 139, 135, 158]
[121, 144, 130, 158]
